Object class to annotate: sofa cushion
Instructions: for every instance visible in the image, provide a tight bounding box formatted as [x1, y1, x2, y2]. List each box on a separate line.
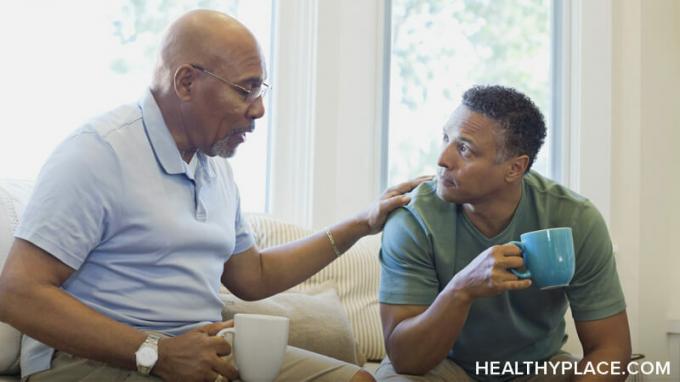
[244, 214, 386, 361]
[0, 323, 20, 375]
[0, 179, 33, 375]
[221, 282, 362, 365]
[0, 179, 32, 271]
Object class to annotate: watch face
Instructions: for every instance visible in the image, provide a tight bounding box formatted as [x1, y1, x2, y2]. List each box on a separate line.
[137, 346, 158, 366]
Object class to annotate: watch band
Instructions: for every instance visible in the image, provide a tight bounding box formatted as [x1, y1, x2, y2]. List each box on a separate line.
[136, 334, 161, 375]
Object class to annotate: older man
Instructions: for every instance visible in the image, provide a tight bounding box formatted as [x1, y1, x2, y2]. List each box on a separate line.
[0, 10, 421, 382]
[377, 85, 631, 381]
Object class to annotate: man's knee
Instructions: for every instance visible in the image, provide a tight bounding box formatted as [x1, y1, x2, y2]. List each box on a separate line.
[350, 369, 376, 382]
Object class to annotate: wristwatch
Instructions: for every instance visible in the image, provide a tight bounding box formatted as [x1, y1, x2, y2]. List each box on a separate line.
[135, 334, 161, 375]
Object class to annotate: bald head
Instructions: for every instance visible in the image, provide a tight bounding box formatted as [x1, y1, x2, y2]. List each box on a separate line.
[151, 10, 261, 94]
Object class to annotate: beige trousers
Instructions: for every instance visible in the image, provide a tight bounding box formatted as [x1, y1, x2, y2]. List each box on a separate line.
[375, 352, 577, 382]
[27, 346, 360, 382]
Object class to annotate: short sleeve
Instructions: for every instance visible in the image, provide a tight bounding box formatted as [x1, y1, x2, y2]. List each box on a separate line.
[566, 202, 626, 321]
[231, 178, 254, 255]
[14, 131, 121, 270]
[379, 207, 439, 305]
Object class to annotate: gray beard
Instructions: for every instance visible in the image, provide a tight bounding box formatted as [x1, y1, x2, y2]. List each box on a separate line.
[208, 136, 236, 158]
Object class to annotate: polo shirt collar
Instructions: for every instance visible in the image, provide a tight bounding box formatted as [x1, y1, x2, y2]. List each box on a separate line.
[139, 89, 185, 175]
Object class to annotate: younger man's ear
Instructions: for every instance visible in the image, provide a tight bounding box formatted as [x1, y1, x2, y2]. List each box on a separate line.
[506, 155, 529, 182]
[174, 65, 195, 101]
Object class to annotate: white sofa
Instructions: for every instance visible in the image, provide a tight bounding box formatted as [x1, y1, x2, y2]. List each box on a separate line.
[0, 179, 385, 380]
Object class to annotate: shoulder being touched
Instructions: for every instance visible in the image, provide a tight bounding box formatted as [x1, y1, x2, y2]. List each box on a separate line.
[384, 180, 434, 224]
[409, 179, 437, 199]
[382, 181, 442, 256]
[403, 179, 450, 210]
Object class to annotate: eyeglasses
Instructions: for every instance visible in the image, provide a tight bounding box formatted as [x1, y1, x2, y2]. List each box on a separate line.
[190, 64, 270, 103]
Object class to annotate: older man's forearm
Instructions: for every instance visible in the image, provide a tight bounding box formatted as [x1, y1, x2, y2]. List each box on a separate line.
[0, 281, 146, 370]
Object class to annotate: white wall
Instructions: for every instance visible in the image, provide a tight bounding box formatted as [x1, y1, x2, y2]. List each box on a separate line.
[549, 0, 680, 375]
[610, 0, 643, 358]
[666, 0, 680, 324]
[609, 0, 680, 371]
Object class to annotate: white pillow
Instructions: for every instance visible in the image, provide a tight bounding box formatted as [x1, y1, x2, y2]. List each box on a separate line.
[221, 283, 361, 365]
[245, 214, 386, 361]
[0, 179, 33, 375]
[0, 322, 20, 374]
[0, 179, 29, 271]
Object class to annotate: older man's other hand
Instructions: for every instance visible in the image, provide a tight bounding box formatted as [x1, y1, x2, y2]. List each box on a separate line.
[362, 175, 433, 235]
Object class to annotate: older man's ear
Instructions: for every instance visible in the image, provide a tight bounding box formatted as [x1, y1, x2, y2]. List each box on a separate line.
[174, 64, 196, 101]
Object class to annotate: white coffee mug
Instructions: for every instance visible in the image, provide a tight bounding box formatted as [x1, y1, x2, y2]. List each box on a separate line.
[217, 313, 289, 382]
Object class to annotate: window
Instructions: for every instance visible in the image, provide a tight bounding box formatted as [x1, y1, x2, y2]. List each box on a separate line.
[0, 0, 272, 212]
[385, 0, 555, 184]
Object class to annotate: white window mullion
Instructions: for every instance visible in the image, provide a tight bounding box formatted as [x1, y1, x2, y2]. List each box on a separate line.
[567, 0, 613, 224]
[267, 0, 319, 227]
[551, 0, 571, 184]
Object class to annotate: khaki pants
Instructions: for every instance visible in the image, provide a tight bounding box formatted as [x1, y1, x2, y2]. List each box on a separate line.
[376, 352, 577, 382]
[27, 346, 360, 382]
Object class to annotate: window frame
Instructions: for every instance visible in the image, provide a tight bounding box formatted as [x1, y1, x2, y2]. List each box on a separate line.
[379, 0, 565, 188]
[267, 0, 612, 229]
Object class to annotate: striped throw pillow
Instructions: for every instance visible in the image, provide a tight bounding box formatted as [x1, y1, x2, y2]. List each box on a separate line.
[244, 213, 386, 361]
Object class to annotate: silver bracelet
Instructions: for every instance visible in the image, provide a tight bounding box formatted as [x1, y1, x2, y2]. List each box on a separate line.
[325, 228, 342, 257]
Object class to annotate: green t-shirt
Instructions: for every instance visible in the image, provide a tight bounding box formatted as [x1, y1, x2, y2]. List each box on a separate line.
[379, 171, 626, 380]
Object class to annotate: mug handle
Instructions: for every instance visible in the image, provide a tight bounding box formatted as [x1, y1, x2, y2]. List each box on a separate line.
[508, 241, 531, 279]
[217, 328, 236, 356]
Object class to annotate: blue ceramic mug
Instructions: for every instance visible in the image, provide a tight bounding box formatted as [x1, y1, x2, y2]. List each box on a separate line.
[510, 227, 575, 290]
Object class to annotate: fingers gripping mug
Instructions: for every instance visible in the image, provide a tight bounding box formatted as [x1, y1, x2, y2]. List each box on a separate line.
[510, 227, 575, 290]
[217, 314, 289, 382]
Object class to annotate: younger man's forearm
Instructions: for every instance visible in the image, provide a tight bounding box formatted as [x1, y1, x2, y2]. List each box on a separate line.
[386, 290, 472, 375]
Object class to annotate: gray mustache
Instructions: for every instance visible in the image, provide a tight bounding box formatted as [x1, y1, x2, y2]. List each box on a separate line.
[233, 124, 255, 135]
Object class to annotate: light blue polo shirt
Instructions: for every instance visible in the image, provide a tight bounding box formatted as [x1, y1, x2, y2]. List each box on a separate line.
[15, 89, 254, 378]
